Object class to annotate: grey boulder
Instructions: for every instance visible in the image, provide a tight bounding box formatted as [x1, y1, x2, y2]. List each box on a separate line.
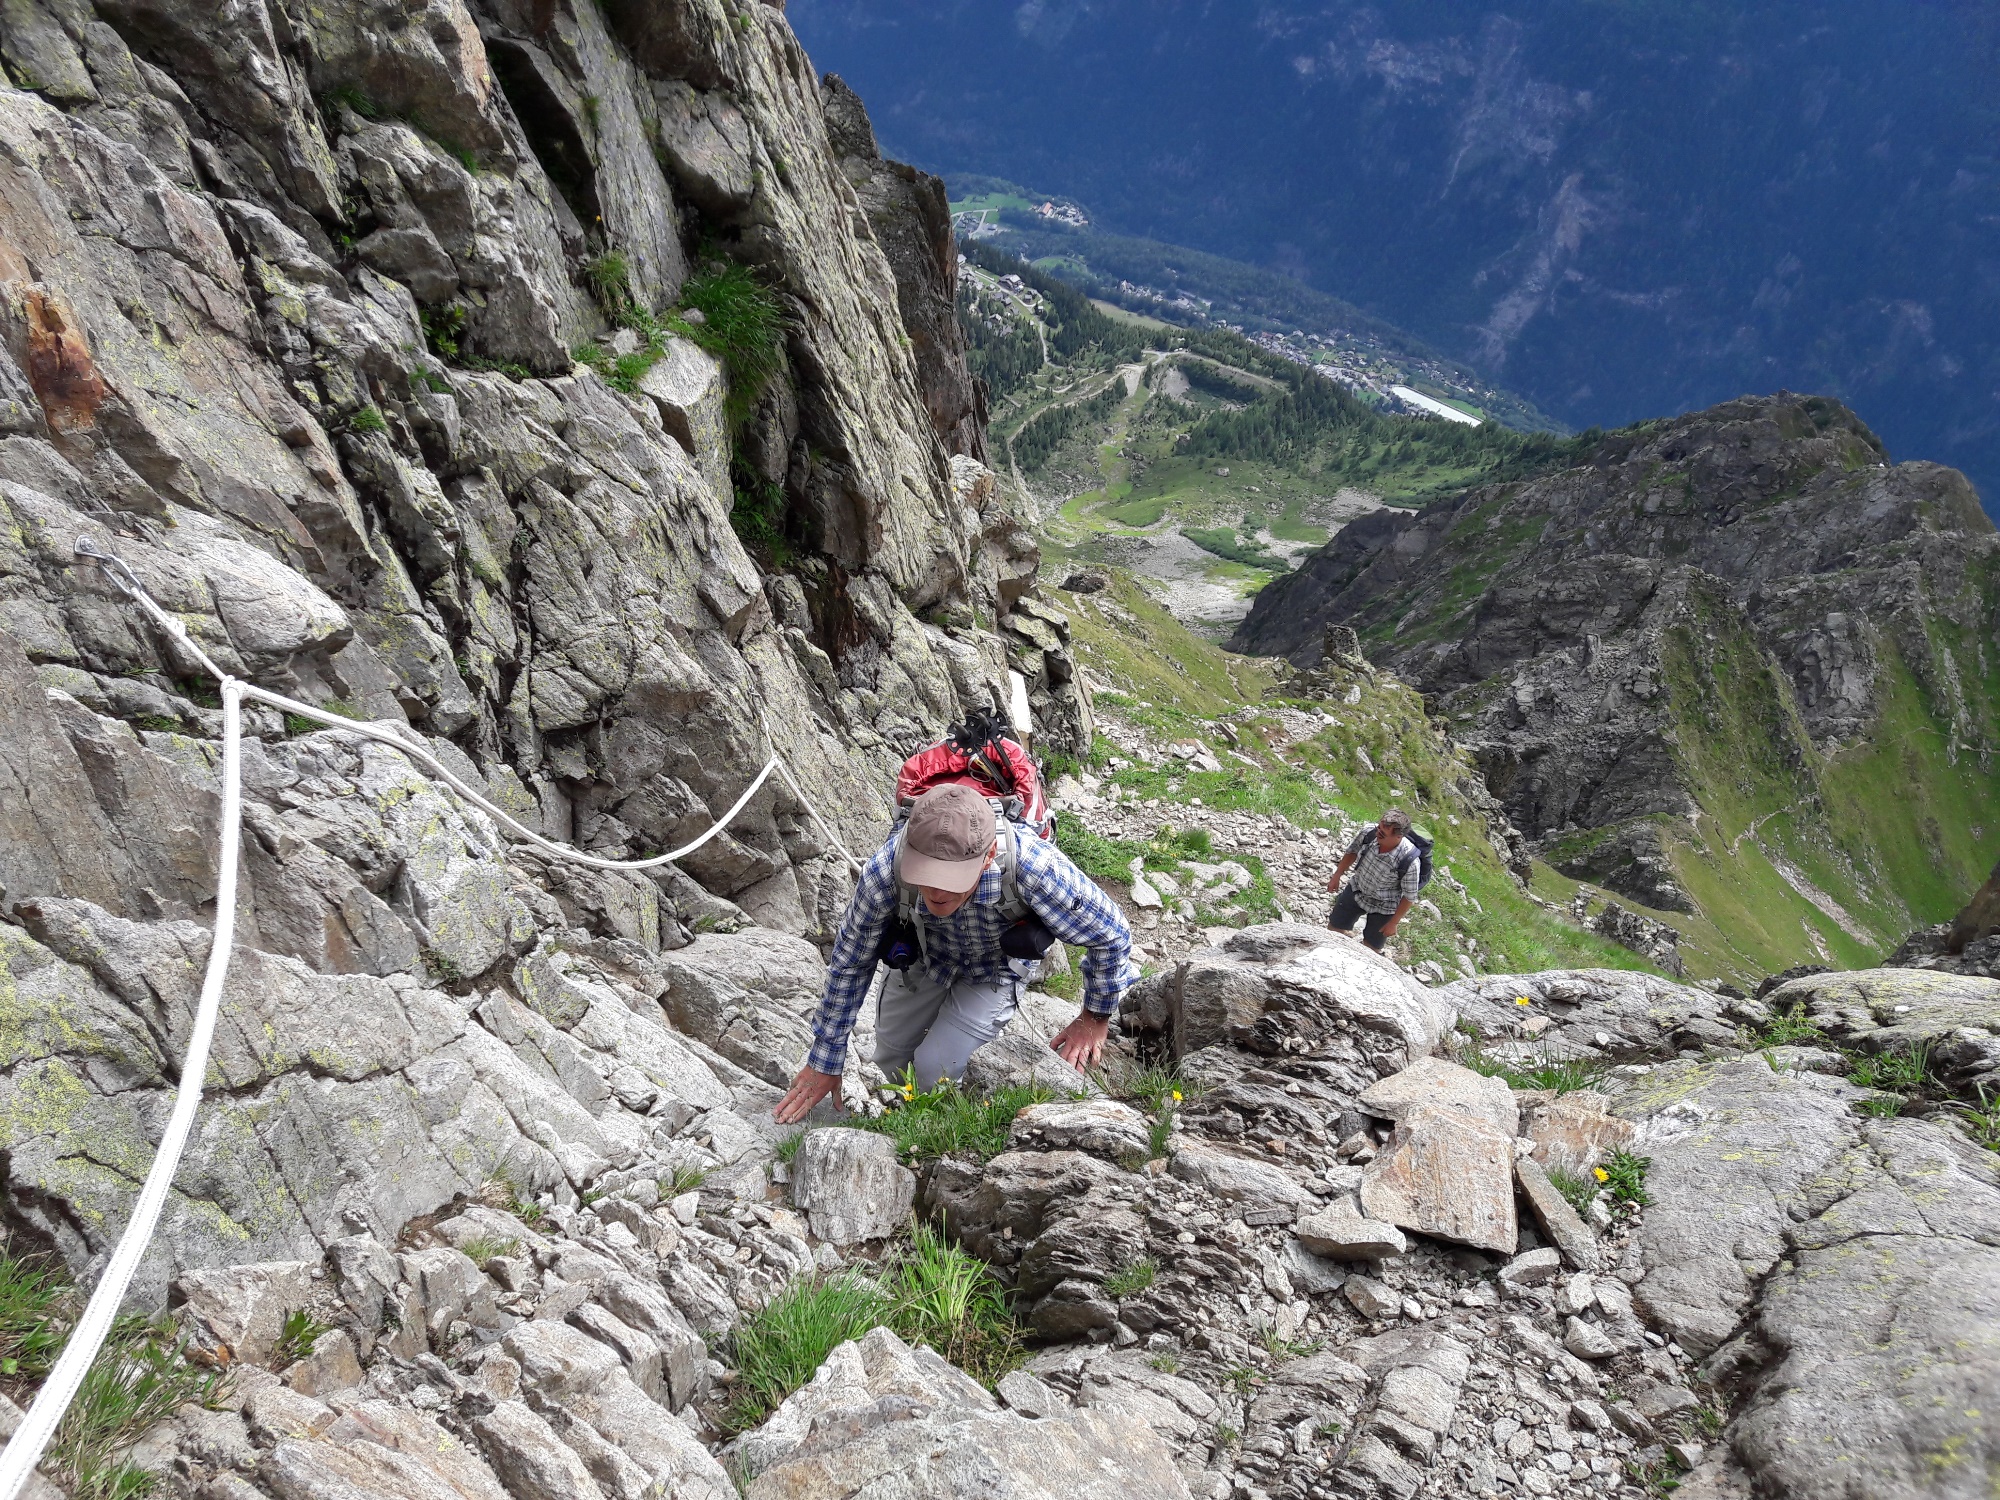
[739, 1326, 1191, 1498]
[1140, 924, 1452, 1085]
[1612, 1058, 2000, 1499]
[790, 1128, 916, 1245]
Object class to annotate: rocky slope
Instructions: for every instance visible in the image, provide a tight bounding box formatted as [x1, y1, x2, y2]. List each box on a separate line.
[0, 0, 1078, 945]
[909, 929, 2000, 1500]
[2, 4, 1997, 1500]
[0, 0, 1076, 1488]
[1232, 394, 2000, 982]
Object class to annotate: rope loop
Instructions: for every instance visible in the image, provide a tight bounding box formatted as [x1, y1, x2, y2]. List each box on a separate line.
[0, 543, 865, 1500]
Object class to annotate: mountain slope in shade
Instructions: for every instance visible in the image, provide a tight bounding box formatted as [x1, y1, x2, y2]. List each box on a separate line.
[788, 0, 2000, 517]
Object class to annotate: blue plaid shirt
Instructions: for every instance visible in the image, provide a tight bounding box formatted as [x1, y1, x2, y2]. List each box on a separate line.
[805, 825, 1135, 1075]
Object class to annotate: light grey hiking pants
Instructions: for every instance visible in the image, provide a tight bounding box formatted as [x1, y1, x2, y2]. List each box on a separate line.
[872, 968, 1021, 1090]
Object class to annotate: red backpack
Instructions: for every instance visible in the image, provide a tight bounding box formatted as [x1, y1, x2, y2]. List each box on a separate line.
[894, 710, 1054, 840]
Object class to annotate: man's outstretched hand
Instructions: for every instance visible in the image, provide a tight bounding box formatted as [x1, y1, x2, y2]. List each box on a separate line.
[774, 1066, 842, 1125]
[1051, 1010, 1112, 1071]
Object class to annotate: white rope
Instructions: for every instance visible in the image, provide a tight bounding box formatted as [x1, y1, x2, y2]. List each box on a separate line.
[0, 683, 243, 1500]
[0, 542, 864, 1499]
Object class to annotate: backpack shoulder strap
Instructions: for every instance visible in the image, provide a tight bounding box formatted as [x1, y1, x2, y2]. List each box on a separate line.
[890, 828, 925, 946]
[996, 819, 1031, 921]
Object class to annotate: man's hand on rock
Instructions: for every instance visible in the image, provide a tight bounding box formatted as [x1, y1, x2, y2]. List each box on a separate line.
[774, 1066, 842, 1125]
[1051, 1011, 1112, 1071]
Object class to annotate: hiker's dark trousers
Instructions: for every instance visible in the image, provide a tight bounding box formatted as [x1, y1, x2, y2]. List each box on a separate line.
[1328, 888, 1392, 952]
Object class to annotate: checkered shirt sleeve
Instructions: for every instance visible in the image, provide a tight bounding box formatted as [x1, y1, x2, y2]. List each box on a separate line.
[804, 837, 900, 1075]
[1012, 833, 1135, 1018]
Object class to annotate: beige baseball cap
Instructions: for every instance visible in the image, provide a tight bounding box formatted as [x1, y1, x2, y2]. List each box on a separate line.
[901, 784, 997, 891]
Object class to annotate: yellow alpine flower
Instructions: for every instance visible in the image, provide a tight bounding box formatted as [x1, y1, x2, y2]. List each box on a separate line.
[1593, 1167, 1609, 1182]
[1171, 1090, 1183, 1103]
[1515, 996, 1532, 1006]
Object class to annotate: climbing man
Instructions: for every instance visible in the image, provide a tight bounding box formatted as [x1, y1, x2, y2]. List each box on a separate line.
[773, 782, 1135, 1124]
[1325, 808, 1421, 953]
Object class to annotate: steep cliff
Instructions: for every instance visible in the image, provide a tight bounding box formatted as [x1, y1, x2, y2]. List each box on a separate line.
[0, 0, 1086, 946]
[0, 0, 1103, 1307]
[1233, 394, 2000, 978]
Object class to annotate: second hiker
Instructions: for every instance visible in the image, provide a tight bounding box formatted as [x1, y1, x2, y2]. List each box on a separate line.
[1325, 808, 1423, 953]
[773, 780, 1134, 1124]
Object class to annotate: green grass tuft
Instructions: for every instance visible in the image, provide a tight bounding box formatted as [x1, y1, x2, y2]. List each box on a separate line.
[585, 252, 632, 318]
[1844, 1042, 1933, 1096]
[1755, 1003, 1823, 1046]
[487, 1170, 547, 1228]
[459, 1235, 520, 1271]
[323, 84, 379, 119]
[273, 1308, 332, 1367]
[422, 304, 467, 362]
[0, 1252, 64, 1379]
[724, 1222, 1018, 1432]
[1111, 1060, 1205, 1116]
[679, 263, 788, 427]
[884, 1221, 1018, 1380]
[1102, 1258, 1157, 1299]
[347, 404, 388, 435]
[1548, 1164, 1600, 1218]
[52, 1313, 226, 1500]
[854, 1075, 1055, 1165]
[661, 1164, 710, 1197]
[773, 1131, 808, 1166]
[724, 1272, 887, 1432]
[1460, 1039, 1606, 1094]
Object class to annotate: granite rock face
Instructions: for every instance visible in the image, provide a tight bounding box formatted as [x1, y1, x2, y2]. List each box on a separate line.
[1231, 395, 2000, 948]
[0, 0, 1093, 1283]
[819, 73, 986, 464]
[0, 0, 1082, 963]
[1610, 1057, 2000, 1500]
[737, 1327, 1191, 1499]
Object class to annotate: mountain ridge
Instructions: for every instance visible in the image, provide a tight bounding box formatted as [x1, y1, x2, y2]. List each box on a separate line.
[1232, 391, 2000, 980]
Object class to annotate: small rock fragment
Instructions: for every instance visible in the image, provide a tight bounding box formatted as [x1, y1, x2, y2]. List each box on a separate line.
[1360, 1103, 1519, 1253]
[1294, 1200, 1409, 1261]
[1605, 1401, 1657, 1443]
[1344, 1275, 1402, 1320]
[1634, 1382, 1701, 1422]
[996, 1369, 1061, 1419]
[1557, 1274, 1597, 1317]
[1515, 1157, 1601, 1271]
[1563, 1316, 1618, 1361]
[1499, 1248, 1562, 1287]
[1569, 1399, 1612, 1432]
[792, 1129, 917, 1245]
